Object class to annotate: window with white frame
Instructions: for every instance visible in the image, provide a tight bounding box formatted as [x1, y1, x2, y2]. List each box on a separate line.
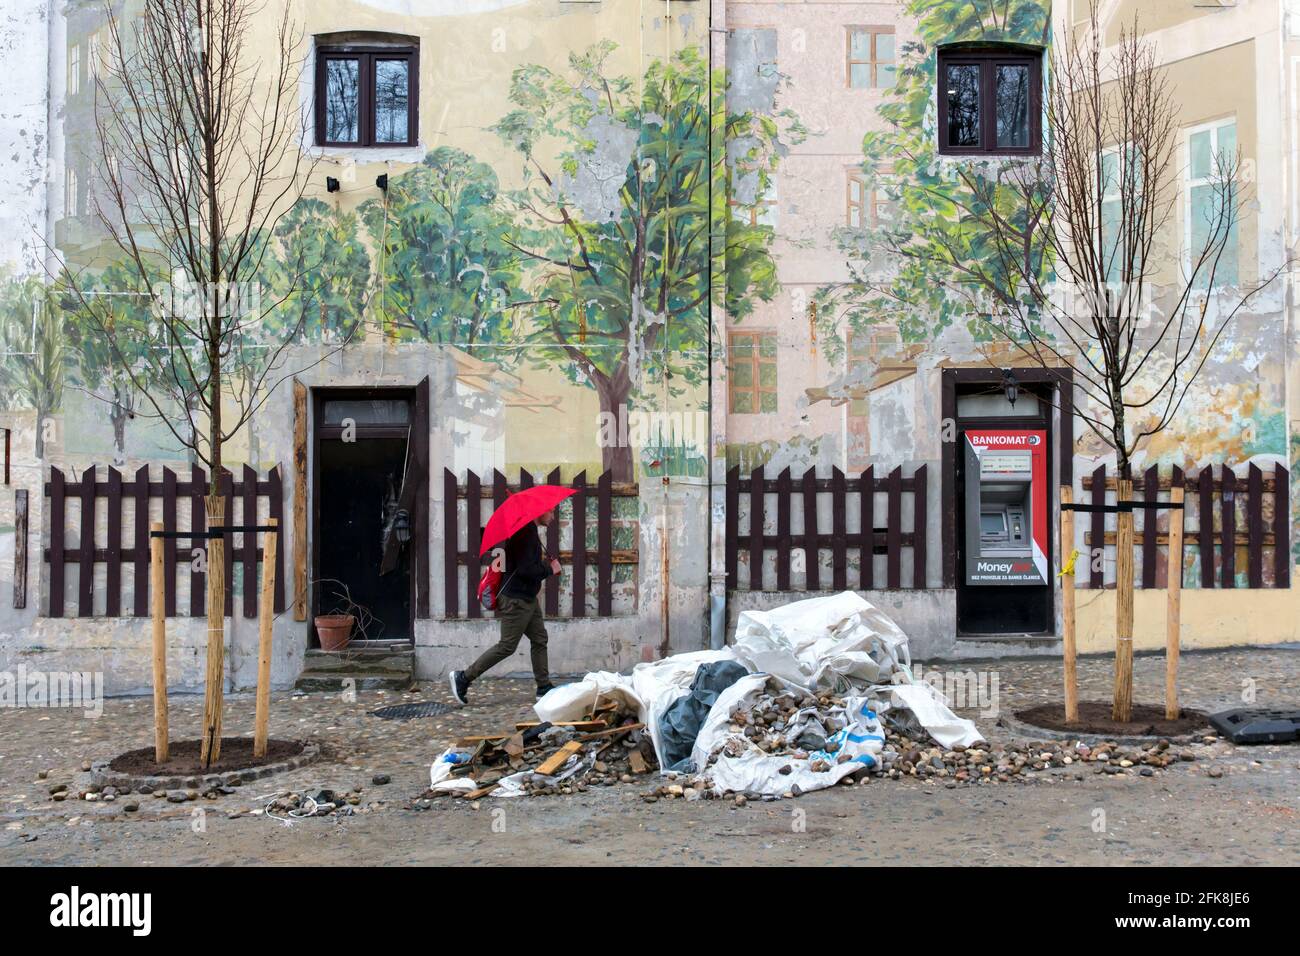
[1100, 144, 1143, 284]
[1186, 119, 1238, 289]
[68, 43, 80, 97]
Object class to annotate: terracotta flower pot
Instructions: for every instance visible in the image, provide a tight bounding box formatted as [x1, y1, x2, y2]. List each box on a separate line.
[315, 614, 355, 652]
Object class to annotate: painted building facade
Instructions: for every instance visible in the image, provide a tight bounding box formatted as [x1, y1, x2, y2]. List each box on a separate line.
[0, 0, 1297, 695]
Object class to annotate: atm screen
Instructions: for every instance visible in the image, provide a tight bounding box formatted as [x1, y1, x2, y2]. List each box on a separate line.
[980, 511, 1008, 542]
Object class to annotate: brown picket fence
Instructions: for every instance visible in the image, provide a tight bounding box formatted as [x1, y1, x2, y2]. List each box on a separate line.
[43, 464, 286, 618]
[442, 468, 637, 619]
[1081, 462, 1290, 589]
[725, 464, 930, 591]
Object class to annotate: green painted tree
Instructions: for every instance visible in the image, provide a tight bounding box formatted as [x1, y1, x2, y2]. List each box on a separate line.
[0, 274, 67, 459]
[359, 147, 520, 348]
[814, 0, 1053, 357]
[492, 42, 793, 479]
[267, 198, 372, 345]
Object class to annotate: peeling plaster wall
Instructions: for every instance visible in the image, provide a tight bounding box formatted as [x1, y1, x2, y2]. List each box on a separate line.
[0, 0, 49, 274]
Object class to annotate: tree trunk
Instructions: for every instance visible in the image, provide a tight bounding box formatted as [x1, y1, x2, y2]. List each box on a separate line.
[110, 400, 128, 467]
[200, 492, 225, 766]
[594, 367, 633, 482]
[1112, 475, 1135, 722]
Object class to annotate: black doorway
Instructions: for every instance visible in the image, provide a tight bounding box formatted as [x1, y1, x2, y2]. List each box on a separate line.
[312, 389, 416, 645]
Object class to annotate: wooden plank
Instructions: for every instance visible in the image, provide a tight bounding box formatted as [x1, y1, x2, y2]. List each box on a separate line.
[831, 466, 847, 591]
[802, 467, 819, 591]
[912, 464, 927, 589]
[1275, 464, 1290, 589]
[48, 468, 64, 617]
[860, 466, 874, 590]
[12, 489, 27, 609]
[886, 465, 901, 589]
[748, 465, 763, 590]
[1169, 465, 1184, 588]
[466, 469, 482, 619]
[940, 371, 957, 587]
[545, 466, 561, 616]
[597, 470, 612, 616]
[1221, 467, 1236, 588]
[292, 378, 309, 621]
[414, 375, 431, 620]
[514, 720, 607, 732]
[1089, 464, 1105, 589]
[132, 465, 149, 616]
[150, 521, 169, 763]
[1141, 465, 1158, 590]
[1084, 474, 1280, 493]
[254, 519, 278, 758]
[1199, 467, 1214, 588]
[463, 784, 499, 800]
[775, 467, 791, 590]
[242, 463, 258, 618]
[520, 467, 534, 491]
[1086, 531, 1274, 548]
[459, 481, 639, 498]
[1166, 485, 1185, 719]
[186, 465, 201, 617]
[725, 465, 738, 591]
[222, 469, 235, 616]
[78, 464, 95, 616]
[534, 740, 583, 776]
[106, 467, 122, 616]
[1247, 463, 1263, 589]
[571, 471, 587, 617]
[1061, 485, 1077, 722]
[269, 466, 286, 613]
[443, 469, 458, 618]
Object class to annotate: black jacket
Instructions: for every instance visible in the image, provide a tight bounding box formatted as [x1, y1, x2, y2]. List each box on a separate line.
[501, 522, 552, 600]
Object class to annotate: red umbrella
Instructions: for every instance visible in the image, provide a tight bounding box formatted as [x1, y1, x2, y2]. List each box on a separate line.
[479, 485, 577, 556]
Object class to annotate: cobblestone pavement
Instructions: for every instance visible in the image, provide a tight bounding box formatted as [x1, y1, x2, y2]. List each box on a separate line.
[1, 646, 1297, 865]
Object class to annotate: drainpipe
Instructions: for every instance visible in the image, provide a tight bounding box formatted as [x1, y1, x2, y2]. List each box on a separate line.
[707, 0, 729, 650]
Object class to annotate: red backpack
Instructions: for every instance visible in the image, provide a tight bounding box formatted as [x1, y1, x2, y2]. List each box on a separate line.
[477, 549, 513, 611]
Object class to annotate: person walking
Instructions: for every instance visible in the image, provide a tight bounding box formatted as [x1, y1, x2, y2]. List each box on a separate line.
[449, 508, 561, 704]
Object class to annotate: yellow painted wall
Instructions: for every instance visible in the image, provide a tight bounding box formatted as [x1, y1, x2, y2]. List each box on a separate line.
[1074, 585, 1300, 653]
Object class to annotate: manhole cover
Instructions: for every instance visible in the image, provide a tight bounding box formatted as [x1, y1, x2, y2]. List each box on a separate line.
[370, 701, 455, 721]
[1208, 708, 1300, 744]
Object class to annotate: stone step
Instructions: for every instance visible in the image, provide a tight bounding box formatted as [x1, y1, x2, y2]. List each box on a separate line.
[295, 646, 414, 692]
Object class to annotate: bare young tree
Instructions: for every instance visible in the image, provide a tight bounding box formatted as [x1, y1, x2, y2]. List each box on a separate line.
[54, 0, 326, 765]
[846, 6, 1285, 722]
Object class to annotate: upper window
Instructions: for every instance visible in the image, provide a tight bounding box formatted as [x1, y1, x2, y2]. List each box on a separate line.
[937, 48, 1040, 155]
[847, 27, 895, 89]
[1186, 119, 1239, 289]
[315, 40, 418, 148]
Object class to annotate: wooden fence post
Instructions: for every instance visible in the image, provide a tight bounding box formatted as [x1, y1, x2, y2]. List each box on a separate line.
[1113, 476, 1135, 723]
[1061, 485, 1077, 722]
[1166, 485, 1184, 720]
[200, 497, 226, 767]
[150, 521, 169, 764]
[254, 519, 278, 758]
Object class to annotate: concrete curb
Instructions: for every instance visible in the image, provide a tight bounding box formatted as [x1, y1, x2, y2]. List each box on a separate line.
[995, 713, 1213, 746]
[90, 741, 321, 792]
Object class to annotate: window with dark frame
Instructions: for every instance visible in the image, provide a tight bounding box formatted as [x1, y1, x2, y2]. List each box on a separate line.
[315, 44, 418, 148]
[937, 48, 1041, 155]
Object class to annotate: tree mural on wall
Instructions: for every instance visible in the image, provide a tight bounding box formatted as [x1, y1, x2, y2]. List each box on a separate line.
[813, 0, 1054, 355]
[359, 147, 521, 348]
[491, 42, 789, 480]
[267, 198, 372, 345]
[0, 273, 67, 459]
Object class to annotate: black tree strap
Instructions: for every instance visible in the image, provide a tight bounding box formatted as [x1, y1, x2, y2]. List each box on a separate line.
[149, 525, 280, 539]
[1062, 500, 1184, 514]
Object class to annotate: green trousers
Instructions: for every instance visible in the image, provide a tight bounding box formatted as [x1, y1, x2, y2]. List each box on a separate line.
[464, 595, 550, 685]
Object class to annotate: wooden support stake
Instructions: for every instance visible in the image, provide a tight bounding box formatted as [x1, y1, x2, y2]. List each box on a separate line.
[1113, 477, 1135, 723]
[1165, 485, 1184, 720]
[150, 522, 169, 763]
[254, 518, 278, 758]
[1060, 486, 1077, 723]
[200, 497, 226, 767]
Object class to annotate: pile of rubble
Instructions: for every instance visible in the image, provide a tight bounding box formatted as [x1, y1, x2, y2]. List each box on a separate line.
[424, 695, 659, 800]
[261, 787, 385, 821]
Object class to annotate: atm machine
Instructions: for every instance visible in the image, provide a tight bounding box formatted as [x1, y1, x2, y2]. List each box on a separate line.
[959, 428, 1050, 631]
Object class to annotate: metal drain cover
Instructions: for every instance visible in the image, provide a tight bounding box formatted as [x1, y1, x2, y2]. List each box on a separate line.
[1208, 708, 1300, 744]
[370, 701, 455, 721]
